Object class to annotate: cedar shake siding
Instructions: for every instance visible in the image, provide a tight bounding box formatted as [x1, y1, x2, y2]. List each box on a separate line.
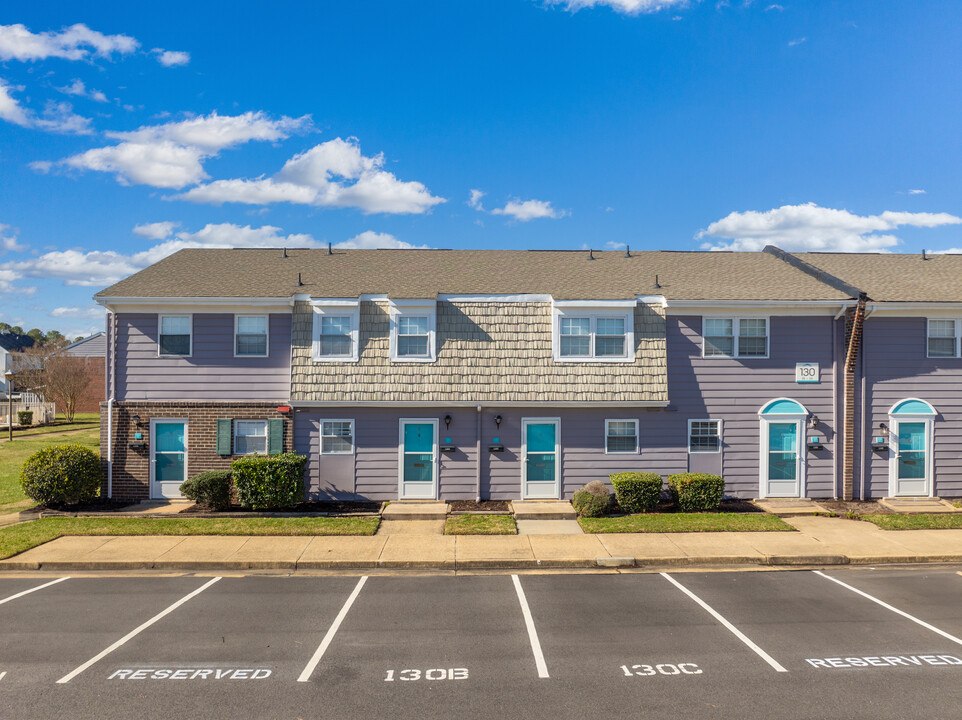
[862, 317, 962, 498]
[290, 300, 668, 404]
[666, 315, 839, 498]
[114, 313, 291, 402]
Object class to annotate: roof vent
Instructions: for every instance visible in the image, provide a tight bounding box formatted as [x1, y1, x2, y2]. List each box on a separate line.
[297, 272, 303, 287]
[922, 249, 928, 260]
[624, 244, 631, 258]
[587, 249, 595, 260]
[328, 241, 333, 256]
[282, 247, 288, 258]
[654, 274, 662, 289]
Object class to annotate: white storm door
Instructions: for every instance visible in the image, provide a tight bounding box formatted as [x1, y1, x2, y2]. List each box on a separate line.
[762, 420, 801, 498]
[150, 419, 187, 499]
[399, 419, 438, 500]
[522, 418, 561, 500]
[892, 419, 930, 497]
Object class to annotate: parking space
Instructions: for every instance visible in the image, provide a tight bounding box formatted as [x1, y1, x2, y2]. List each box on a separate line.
[0, 568, 962, 718]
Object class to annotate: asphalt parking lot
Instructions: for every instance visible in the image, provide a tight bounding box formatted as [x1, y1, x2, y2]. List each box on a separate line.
[1, 568, 961, 719]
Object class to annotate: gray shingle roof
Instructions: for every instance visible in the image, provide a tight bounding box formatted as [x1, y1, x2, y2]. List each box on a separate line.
[95, 248, 853, 302]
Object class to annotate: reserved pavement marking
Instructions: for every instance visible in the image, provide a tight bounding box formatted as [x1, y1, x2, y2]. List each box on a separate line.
[814, 571, 962, 647]
[56, 577, 222, 684]
[806, 654, 962, 670]
[109, 668, 272, 680]
[512, 574, 549, 679]
[660, 573, 788, 673]
[0, 577, 69, 606]
[297, 576, 368, 683]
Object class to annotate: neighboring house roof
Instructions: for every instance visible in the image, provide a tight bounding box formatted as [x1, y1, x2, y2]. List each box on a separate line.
[95, 248, 853, 302]
[62, 331, 106, 357]
[0, 331, 35, 353]
[789, 252, 962, 303]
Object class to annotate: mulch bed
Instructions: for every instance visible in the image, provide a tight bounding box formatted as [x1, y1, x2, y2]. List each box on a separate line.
[178, 501, 382, 515]
[818, 500, 894, 516]
[608, 499, 764, 515]
[24, 498, 131, 515]
[448, 500, 511, 513]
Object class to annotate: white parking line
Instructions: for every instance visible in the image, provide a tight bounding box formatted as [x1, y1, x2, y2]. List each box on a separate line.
[297, 576, 368, 683]
[661, 573, 788, 673]
[512, 574, 549, 679]
[0, 577, 69, 606]
[56, 577, 222, 684]
[814, 571, 962, 646]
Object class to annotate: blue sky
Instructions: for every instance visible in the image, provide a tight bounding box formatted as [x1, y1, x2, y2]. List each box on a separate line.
[1, 0, 960, 336]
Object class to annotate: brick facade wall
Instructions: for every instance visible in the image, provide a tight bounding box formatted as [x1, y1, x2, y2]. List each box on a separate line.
[100, 401, 294, 502]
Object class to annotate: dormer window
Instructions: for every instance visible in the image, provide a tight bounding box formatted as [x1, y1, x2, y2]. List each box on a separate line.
[552, 300, 635, 363]
[311, 299, 360, 362]
[389, 300, 437, 362]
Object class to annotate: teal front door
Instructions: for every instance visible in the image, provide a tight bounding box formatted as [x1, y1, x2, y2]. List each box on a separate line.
[895, 421, 928, 496]
[151, 420, 187, 499]
[522, 419, 560, 499]
[400, 420, 437, 499]
[765, 421, 800, 497]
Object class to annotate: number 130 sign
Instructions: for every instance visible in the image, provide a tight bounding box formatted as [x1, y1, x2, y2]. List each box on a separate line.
[796, 363, 819, 383]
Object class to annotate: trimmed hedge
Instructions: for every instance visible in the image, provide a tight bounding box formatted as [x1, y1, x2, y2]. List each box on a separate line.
[180, 470, 232, 510]
[610, 472, 663, 513]
[571, 480, 611, 518]
[17, 410, 33, 426]
[231, 453, 307, 510]
[668, 473, 724, 512]
[19, 444, 101, 506]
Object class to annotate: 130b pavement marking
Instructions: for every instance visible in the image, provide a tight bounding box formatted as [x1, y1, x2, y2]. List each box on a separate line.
[297, 576, 368, 683]
[0, 577, 69, 606]
[57, 577, 222, 684]
[660, 573, 788, 673]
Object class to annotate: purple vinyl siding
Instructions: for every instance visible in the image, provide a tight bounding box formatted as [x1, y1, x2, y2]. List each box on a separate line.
[667, 315, 839, 498]
[114, 313, 291, 402]
[862, 317, 962, 498]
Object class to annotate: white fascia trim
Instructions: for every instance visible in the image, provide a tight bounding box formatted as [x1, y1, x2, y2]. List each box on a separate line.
[289, 400, 671, 408]
[309, 297, 360, 307]
[552, 299, 638, 308]
[439, 293, 552, 303]
[637, 294, 668, 308]
[869, 302, 962, 316]
[97, 296, 292, 308]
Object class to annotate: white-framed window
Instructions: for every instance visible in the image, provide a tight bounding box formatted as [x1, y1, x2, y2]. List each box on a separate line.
[158, 315, 192, 357]
[311, 299, 360, 362]
[927, 318, 960, 358]
[552, 301, 635, 362]
[703, 317, 768, 358]
[235, 315, 268, 357]
[321, 419, 355, 455]
[234, 419, 268, 455]
[605, 419, 639, 454]
[689, 419, 722, 453]
[390, 301, 437, 362]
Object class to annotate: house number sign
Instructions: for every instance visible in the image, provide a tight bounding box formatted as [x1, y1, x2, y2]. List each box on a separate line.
[795, 363, 819, 383]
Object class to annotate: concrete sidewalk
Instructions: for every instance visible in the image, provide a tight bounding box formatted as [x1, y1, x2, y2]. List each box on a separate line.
[5, 515, 962, 572]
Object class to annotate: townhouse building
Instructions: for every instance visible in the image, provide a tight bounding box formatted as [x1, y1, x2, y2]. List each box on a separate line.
[92, 246, 960, 504]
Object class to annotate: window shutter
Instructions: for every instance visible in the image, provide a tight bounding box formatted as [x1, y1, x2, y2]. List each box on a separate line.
[268, 418, 284, 455]
[216, 419, 232, 455]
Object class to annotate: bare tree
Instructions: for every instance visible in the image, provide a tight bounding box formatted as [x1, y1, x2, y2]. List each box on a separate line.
[11, 346, 95, 422]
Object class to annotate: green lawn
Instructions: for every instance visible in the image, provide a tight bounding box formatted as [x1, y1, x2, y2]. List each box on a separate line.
[445, 514, 517, 535]
[0, 515, 381, 560]
[0, 428, 100, 513]
[3, 413, 100, 439]
[859, 514, 962, 530]
[579, 513, 794, 533]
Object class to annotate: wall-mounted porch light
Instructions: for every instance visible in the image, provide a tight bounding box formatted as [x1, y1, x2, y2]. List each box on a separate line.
[444, 414, 452, 430]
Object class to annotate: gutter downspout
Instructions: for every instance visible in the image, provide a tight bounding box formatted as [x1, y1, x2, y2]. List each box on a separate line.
[106, 310, 116, 499]
[476, 404, 482, 502]
[831, 303, 850, 499]
[860, 325, 867, 501]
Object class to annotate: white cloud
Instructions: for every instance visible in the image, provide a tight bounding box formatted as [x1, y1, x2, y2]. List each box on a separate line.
[33, 101, 93, 135]
[697, 202, 962, 252]
[0, 23, 138, 62]
[154, 49, 190, 67]
[604, 241, 627, 250]
[546, 0, 690, 14]
[468, 189, 485, 210]
[0, 78, 30, 126]
[177, 137, 445, 215]
[56, 79, 107, 103]
[333, 231, 428, 249]
[491, 197, 568, 221]
[908, 189, 926, 195]
[788, 37, 806, 46]
[40, 111, 312, 188]
[50, 306, 105, 319]
[0, 269, 21, 293]
[0, 224, 26, 252]
[766, 4, 784, 10]
[133, 221, 180, 240]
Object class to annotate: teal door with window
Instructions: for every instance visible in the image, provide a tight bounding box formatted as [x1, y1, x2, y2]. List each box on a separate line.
[765, 421, 800, 497]
[400, 420, 437, 499]
[151, 421, 187, 499]
[522, 419, 560, 499]
[895, 421, 928, 496]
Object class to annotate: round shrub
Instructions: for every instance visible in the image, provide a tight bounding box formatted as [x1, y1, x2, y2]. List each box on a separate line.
[610, 472, 663, 513]
[17, 410, 33, 427]
[668, 473, 725, 512]
[20, 444, 101, 506]
[571, 480, 611, 518]
[180, 470, 232, 510]
[232, 453, 307, 509]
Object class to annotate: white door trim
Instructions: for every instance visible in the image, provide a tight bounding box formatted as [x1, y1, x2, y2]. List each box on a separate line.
[397, 418, 439, 500]
[758, 416, 806, 499]
[149, 418, 188, 499]
[887, 415, 934, 498]
[521, 417, 562, 500]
